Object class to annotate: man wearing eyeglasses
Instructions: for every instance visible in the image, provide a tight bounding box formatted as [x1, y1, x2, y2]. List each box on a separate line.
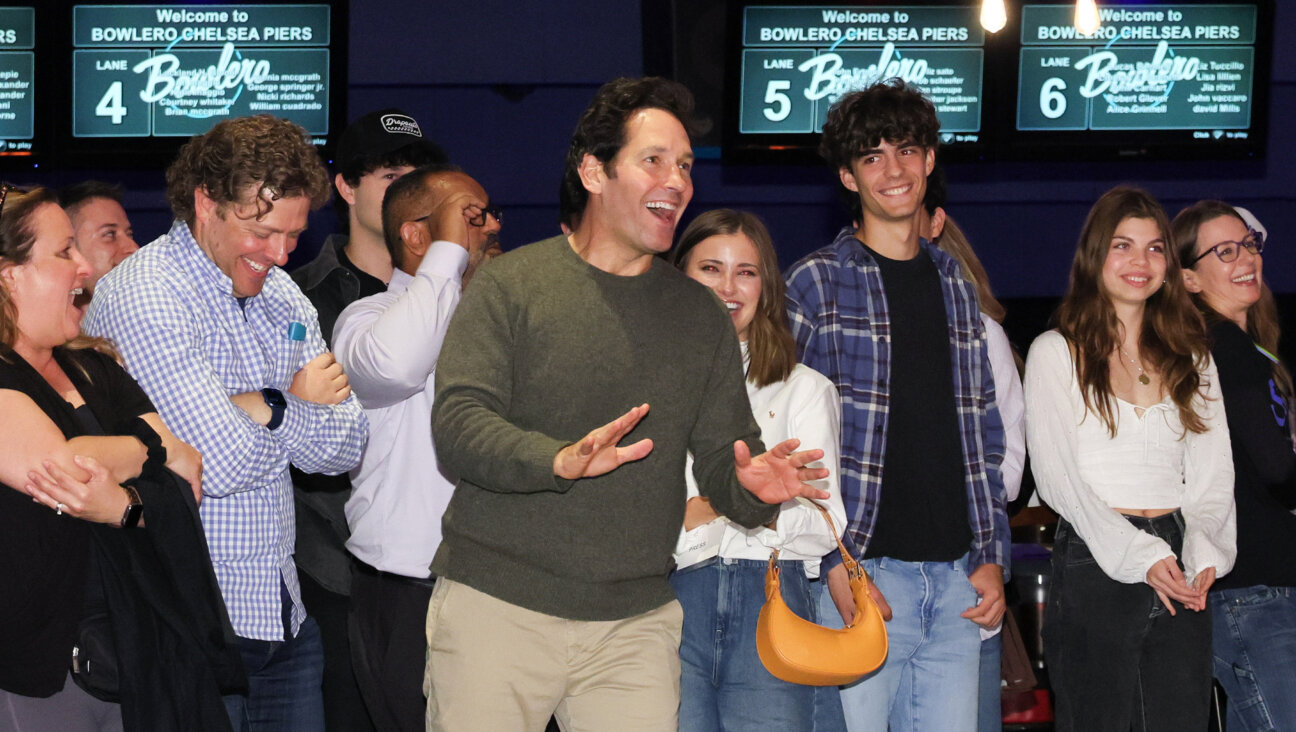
[331, 163, 500, 731]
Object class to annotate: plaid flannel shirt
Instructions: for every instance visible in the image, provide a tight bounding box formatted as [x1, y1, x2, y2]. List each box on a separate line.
[785, 227, 1009, 575]
[84, 220, 368, 640]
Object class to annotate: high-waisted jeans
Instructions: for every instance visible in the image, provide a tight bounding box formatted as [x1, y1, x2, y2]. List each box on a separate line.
[669, 557, 818, 732]
[1044, 513, 1212, 732]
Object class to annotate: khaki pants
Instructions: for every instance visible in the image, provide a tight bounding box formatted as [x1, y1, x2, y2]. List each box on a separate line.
[424, 579, 682, 732]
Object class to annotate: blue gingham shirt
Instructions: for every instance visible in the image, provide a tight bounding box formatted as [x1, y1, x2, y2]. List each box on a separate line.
[785, 227, 1009, 575]
[84, 221, 368, 640]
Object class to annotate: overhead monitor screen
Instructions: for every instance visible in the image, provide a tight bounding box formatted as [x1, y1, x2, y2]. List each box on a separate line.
[1013, 2, 1267, 157]
[72, 4, 330, 139]
[726, 2, 988, 161]
[56, 1, 346, 165]
[0, 6, 35, 157]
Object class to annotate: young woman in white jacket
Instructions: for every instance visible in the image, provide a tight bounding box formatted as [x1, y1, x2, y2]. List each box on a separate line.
[669, 209, 847, 732]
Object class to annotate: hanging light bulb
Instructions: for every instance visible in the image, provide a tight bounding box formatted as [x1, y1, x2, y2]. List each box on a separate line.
[1075, 0, 1101, 36]
[980, 0, 1007, 33]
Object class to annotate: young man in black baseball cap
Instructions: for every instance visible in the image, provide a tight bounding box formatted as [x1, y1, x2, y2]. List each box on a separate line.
[289, 108, 447, 732]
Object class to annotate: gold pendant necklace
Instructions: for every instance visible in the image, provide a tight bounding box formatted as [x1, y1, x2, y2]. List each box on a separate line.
[1119, 345, 1151, 385]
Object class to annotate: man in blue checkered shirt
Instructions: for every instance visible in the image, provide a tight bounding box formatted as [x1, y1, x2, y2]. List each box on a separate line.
[785, 81, 1009, 732]
[85, 115, 368, 731]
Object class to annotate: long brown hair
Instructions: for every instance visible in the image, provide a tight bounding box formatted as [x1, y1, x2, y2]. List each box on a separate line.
[1172, 200, 1293, 405]
[0, 185, 118, 368]
[1056, 186, 1208, 435]
[672, 209, 796, 388]
[935, 215, 1006, 324]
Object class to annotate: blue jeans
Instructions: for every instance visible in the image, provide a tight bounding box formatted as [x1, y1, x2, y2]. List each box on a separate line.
[223, 616, 326, 732]
[977, 633, 1002, 732]
[1211, 586, 1296, 732]
[669, 557, 818, 732]
[817, 555, 981, 732]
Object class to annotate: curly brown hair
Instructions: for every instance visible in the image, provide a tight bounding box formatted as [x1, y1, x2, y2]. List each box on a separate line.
[166, 115, 331, 225]
[820, 80, 939, 222]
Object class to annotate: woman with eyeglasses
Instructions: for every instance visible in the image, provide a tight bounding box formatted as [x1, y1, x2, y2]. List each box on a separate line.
[667, 209, 847, 731]
[1024, 186, 1235, 730]
[0, 186, 234, 729]
[1173, 202, 1296, 732]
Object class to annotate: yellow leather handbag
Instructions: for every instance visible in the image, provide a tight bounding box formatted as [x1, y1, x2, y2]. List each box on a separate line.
[755, 502, 888, 686]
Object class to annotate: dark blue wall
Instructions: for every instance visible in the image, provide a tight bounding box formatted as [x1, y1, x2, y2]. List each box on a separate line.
[37, 1, 1296, 304]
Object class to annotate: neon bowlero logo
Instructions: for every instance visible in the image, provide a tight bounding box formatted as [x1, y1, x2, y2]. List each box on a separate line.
[1076, 40, 1201, 111]
[799, 42, 931, 102]
[131, 38, 270, 119]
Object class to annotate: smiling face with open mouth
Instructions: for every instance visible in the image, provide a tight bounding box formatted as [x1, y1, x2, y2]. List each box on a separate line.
[592, 107, 694, 259]
[840, 138, 934, 227]
[193, 185, 310, 298]
[683, 231, 762, 341]
[3, 203, 93, 355]
[1101, 216, 1167, 309]
[1184, 213, 1263, 328]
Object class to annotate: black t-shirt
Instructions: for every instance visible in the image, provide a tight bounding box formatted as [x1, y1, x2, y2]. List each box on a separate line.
[863, 246, 972, 562]
[0, 346, 154, 697]
[1208, 320, 1296, 590]
[337, 245, 388, 304]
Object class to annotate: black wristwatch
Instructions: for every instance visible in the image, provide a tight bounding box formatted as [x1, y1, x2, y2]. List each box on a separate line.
[262, 388, 287, 430]
[120, 484, 143, 529]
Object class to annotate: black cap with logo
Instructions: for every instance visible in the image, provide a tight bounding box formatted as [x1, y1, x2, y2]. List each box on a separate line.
[334, 108, 448, 179]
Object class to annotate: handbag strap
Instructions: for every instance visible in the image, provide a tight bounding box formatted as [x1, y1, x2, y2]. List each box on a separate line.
[768, 501, 864, 582]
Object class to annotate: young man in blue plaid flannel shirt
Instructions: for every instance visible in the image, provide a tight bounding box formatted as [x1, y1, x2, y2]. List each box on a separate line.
[785, 80, 1009, 732]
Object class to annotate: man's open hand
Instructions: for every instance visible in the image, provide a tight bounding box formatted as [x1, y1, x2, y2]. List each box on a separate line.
[553, 404, 654, 480]
[734, 437, 830, 504]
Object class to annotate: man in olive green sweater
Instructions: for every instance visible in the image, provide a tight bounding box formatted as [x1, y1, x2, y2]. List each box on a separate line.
[423, 77, 830, 731]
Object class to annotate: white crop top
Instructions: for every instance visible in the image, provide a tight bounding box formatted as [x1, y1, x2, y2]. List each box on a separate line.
[1024, 330, 1236, 584]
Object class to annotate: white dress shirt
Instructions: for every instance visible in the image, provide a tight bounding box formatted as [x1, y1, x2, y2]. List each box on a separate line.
[334, 241, 468, 578]
[1025, 330, 1236, 584]
[984, 316, 1026, 502]
[674, 352, 847, 578]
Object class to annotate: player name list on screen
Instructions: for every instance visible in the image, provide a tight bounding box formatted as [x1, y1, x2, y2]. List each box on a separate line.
[0, 7, 35, 154]
[72, 4, 331, 139]
[1017, 3, 1258, 136]
[737, 5, 984, 142]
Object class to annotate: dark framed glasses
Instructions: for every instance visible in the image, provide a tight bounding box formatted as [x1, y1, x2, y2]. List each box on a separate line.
[467, 206, 502, 227]
[1187, 227, 1265, 267]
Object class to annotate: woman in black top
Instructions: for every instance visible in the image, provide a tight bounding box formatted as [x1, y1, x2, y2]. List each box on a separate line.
[0, 186, 223, 730]
[1174, 201, 1296, 732]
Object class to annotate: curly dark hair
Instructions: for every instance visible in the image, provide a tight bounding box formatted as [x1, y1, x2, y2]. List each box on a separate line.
[821, 80, 939, 221]
[559, 77, 698, 224]
[166, 115, 331, 225]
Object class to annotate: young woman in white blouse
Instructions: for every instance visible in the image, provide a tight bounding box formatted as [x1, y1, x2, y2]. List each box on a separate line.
[668, 209, 847, 732]
[1024, 186, 1235, 731]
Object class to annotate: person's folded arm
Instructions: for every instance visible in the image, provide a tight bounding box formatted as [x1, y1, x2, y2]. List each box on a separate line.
[84, 280, 293, 497]
[0, 390, 145, 490]
[269, 316, 367, 476]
